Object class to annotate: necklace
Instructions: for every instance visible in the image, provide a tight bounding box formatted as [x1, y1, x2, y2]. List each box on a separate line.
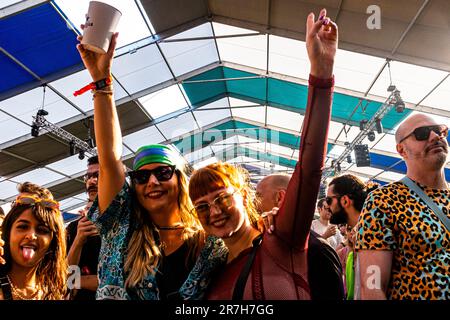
[6, 275, 41, 300]
[156, 223, 185, 230]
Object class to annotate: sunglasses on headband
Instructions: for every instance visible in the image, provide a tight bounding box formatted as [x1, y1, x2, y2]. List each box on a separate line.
[128, 165, 176, 185]
[12, 194, 60, 210]
[399, 125, 448, 144]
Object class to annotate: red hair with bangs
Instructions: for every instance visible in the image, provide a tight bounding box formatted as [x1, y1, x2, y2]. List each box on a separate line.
[189, 162, 259, 228]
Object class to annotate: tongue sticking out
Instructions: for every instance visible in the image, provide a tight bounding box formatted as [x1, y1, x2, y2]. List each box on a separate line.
[22, 247, 36, 260]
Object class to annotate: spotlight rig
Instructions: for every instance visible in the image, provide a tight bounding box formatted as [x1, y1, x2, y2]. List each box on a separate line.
[31, 110, 97, 159]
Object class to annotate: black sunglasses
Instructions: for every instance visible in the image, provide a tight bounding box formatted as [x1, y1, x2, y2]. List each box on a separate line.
[325, 195, 340, 206]
[399, 125, 448, 144]
[83, 171, 99, 182]
[128, 165, 176, 185]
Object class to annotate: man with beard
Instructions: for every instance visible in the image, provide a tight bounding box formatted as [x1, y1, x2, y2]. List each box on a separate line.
[311, 198, 343, 250]
[66, 155, 101, 300]
[325, 174, 368, 299]
[356, 114, 450, 300]
[256, 175, 345, 300]
[326, 174, 367, 229]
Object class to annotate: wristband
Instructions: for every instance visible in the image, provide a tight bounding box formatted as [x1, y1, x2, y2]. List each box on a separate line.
[73, 75, 113, 96]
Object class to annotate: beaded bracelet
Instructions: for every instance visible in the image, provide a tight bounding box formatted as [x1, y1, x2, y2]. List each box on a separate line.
[92, 85, 114, 98]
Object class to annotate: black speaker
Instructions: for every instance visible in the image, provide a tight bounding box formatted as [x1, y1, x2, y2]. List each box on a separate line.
[354, 144, 371, 167]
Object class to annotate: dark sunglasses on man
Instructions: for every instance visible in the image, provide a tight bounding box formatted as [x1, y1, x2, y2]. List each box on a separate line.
[128, 165, 176, 185]
[399, 124, 448, 144]
[325, 195, 340, 206]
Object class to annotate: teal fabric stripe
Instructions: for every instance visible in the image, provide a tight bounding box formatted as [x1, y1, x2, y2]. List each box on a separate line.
[182, 66, 412, 130]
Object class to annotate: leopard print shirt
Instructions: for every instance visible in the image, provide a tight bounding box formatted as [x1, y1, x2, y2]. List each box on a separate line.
[355, 181, 450, 300]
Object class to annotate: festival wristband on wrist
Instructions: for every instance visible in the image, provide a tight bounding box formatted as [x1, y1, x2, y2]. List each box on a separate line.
[73, 75, 113, 96]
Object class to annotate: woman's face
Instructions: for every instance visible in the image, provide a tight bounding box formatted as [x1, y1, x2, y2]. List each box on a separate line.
[9, 208, 52, 268]
[193, 187, 247, 239]
[134, 163, 180, 215]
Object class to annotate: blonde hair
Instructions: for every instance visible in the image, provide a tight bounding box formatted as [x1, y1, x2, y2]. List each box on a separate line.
[1, 182, 67, 300]
[124, 167, 203, 292]
[189, 162, 260, 229]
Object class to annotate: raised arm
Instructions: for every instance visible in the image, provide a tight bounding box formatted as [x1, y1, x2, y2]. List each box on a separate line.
[276, 9, 337, 249]
[76, 32, 125, 213]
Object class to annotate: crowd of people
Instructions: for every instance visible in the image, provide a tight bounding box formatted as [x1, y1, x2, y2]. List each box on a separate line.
[0, 8, 448, 301]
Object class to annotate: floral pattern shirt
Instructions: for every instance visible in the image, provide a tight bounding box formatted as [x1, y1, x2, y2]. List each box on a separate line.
[88, 183, 228, 300]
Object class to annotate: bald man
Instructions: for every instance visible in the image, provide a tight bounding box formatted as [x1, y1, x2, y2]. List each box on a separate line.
[356, 114, 450, 300]
[255, 175, 290, 215]
[256, 174, 345, 300]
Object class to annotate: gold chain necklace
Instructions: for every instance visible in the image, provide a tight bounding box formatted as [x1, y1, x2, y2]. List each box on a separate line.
[155, 223, 185, 230]
[7, 275, 41, 300]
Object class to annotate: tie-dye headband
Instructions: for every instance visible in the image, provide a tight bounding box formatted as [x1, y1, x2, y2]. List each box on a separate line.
[133, 144, 177, 170]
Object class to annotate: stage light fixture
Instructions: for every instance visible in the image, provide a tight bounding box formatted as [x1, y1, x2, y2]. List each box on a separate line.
[37, 109, 49, 116]
[78, 150, 85, 160]
[85, 137, 95, 148]
[69, 140, 76, 156]
[375, 118, 383, 134]
[31, 123, 39, 137]
[387, 84, 396, 92]
[395, 99, 405, 113]
[392, 90, 405, 113]
[359, 120, 367, 131]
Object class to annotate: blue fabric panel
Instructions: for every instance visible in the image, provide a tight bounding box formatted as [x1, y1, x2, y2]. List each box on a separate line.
[63, 211, 80, 223]
[372, 179, 387, 186]
[0, 2, 82, 99]
[369, 152, 407, 173]
[0, 51, 37, 93]
[369, 152, 450, 181]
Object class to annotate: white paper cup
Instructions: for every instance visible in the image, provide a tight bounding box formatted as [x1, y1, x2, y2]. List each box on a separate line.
[81, 1, 122, 54]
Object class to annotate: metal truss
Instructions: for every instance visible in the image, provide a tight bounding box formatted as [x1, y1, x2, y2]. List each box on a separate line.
[32, 110, 97, 158]
[321, 88, 404, 182]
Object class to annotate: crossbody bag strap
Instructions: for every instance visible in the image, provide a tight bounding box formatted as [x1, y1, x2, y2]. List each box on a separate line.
[232, 234, 263, 301]
[0, 276, 13, 300]
[401, 177, 450, 232]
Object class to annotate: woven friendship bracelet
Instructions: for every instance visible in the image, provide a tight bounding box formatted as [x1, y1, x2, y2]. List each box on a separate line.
[92, 85, 114, 99]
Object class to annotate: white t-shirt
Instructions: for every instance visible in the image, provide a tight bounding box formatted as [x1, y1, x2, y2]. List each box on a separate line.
[311, 219, 343, 250]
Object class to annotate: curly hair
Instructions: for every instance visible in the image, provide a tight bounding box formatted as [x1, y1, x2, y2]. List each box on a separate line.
[0, 182, 67, 300]
[328, 174, 374, 212]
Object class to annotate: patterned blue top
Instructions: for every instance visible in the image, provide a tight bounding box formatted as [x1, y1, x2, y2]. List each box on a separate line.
[87, 183, 228, 300]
